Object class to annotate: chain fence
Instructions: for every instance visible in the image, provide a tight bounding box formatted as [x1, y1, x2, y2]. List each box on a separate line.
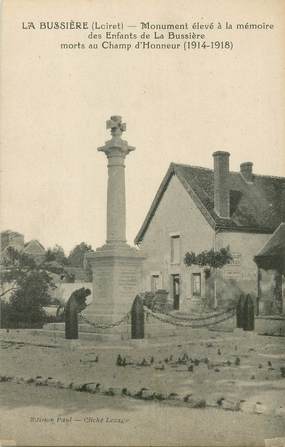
[144, 306, 236, 329]
[78, 304, 235, 332]
[160, 306, 236, 321]
[79, 312, 130, 330]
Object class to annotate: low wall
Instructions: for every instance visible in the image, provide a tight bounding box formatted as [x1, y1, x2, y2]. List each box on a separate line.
[255, 315, 285, 336]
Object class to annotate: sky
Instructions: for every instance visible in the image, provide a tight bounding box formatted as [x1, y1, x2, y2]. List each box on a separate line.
[1, 0, 285, 254]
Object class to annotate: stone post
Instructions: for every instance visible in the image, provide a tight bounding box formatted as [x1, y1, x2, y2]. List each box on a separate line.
[243, 294, 255, 331]
[236, 293, 245, 329]
[65, 288, 90, 339]
[131, 295, 145, 339]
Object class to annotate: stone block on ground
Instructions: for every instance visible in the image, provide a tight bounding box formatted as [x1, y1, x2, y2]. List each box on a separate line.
[70, 382, 85, 391]
[84, 383, 101, 393]
[35, 377, 48, 386]
[23, 377, 34, 384]
[221, 398, 240, 411]
[47, 378, 61, 387]
[254, 402, 269, 415]
[0, 375, 13, 382]
[240, 400, 255, 413]
[122, 388, 138, 397]
[140, 388, 155, 400]
[104, 387, 122, 396]
[168, 392, 181, 401]
[57, 381, 73, 389]
[183, 394, 206, 408]
[207, 394, 225, 408]
[153, 392, 168, 401]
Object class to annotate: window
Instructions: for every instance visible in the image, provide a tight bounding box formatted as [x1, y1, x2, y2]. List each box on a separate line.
[192, 273, 201, 296]
[170, 235, 180, 264]
[151, 274, 160, 292]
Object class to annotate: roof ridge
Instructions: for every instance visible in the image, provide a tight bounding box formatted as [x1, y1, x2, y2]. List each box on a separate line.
[173, 162, 285, 180]
[173, 162, 212, 171]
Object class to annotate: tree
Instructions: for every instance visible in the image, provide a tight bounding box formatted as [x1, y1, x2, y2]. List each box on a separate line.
[0, 247, 55, 328]
[184, 247, 233, 269]
[68, 242, 93, 268]
[184, 246, 233, 308]
[45, 244, 68, 265]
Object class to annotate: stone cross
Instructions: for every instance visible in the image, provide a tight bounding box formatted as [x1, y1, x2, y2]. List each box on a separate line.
[106, 115, 126, 137]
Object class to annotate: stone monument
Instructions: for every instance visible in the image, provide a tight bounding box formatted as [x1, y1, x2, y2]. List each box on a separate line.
[83, 116, 144, 327]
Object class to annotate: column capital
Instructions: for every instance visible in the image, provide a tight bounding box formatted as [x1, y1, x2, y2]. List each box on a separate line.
[98, 138, 135, 158]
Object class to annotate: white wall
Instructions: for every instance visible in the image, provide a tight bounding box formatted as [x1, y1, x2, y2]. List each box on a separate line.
[139, 174, 214, 310]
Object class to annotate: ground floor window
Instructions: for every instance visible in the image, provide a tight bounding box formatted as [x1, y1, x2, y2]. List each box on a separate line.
[192, 273, 201, 297]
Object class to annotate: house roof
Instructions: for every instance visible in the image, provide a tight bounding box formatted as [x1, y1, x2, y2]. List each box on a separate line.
[255, 223, 285, 258]
[24, 239, 45, 251]
[134, 163, 285, 244]
[254, 223, 285, 272]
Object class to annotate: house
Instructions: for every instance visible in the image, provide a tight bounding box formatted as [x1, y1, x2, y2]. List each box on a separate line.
[135, 152, 285, 314]
[0, 230, 24, 252]
[23, 239, 46, 264]
[0, 231, 45, 265]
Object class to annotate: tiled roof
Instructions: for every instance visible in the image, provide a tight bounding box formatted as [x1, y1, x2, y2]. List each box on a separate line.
[135, 163, 285, 244]
[254, 223, 285, 272]
[255, 223, 285, 258]
[24, 239, 45, 251]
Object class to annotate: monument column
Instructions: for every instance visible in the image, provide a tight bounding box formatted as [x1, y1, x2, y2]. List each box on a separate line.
[82, 116, 145, 330]
[99, 116, 134, 245]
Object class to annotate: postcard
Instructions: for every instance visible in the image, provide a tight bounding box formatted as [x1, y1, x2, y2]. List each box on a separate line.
[1, 0, 285, 446]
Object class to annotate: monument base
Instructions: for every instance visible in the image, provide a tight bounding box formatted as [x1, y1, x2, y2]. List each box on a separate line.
[83, 242, 145, 328]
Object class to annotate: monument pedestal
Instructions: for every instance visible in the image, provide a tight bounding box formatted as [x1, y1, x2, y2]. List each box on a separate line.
[82, 242, 145, 330]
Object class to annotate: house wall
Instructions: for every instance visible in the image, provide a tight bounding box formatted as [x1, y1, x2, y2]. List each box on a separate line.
[216, 232, 270, 303]
[138, 174, 215, 311]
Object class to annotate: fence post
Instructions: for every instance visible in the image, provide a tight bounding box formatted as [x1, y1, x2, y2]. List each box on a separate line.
[243, 294, 255, 331]
[65, 296, 79, 339]
[131, 295, 144, 339]
[236, 294, 245, 329]
[65, 288, 90, 339]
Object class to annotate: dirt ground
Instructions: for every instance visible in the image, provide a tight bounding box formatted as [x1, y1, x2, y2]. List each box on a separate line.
[0, 328, 285, 446]
[1, 383, 285, 447]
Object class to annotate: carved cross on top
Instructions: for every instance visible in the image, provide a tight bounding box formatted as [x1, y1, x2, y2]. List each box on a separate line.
[106, 115, 126, 137]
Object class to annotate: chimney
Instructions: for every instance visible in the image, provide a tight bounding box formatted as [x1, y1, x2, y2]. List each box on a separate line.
[213, 151, 230, 218]
[240, 162, 253, 182]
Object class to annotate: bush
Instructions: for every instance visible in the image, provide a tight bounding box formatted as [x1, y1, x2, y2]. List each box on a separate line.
[1, 247, 55, 328]
[139, 290, 170, 312]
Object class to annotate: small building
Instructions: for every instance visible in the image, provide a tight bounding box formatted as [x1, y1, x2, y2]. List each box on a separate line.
[23, 239, 46, 264]
[135, 152, 285, 314]
[0, 231, 45, 265]
[254, 223, 285, 314]
[0, 230, 24, 252]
